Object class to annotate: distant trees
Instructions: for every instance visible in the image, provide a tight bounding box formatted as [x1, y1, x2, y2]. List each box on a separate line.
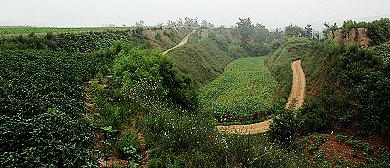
[304, 24, 313, 39]
[165, 17, 202, 27]
[156, 23, 164, 27]
[135, 20, 145, 27]
[284, 24, 303, 38]
[166, 20, 176, 27]
[284, 24, 318, 40]
[221, 17, 283, 57]
[236, 17, 254, 46]
[322, 22, 338, 39]
[176, 18, 184, 27]
[184, 17, 199, 27]
[201, 19, 214, 28]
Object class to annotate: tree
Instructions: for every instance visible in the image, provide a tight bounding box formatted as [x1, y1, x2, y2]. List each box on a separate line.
[201, 19, 214, 28]
[156, 23, 164, 27]
[304, 24, 313, 39]
[284, 24, 304, 37]
[236, 17, 254, 45]
[176, 18, 183, 27]
[322, 22, 338, 39]
[166, 20, 176, 27]
[184, 17, 199, 27]
[135, 20, 145, 27]
[253, 23, 269, 44]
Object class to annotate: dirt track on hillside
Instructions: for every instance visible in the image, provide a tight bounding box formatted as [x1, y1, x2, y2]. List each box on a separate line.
[217, 60, 305, 135]
[285, 60, 306, 109]
[161, 29, 195, 55]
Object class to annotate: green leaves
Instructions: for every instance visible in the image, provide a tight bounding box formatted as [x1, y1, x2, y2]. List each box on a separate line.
[1, 109, 97, 167]
[0, 49, 102, 167]
[201, 57, 279, 123]
[112, 43, 198, 111]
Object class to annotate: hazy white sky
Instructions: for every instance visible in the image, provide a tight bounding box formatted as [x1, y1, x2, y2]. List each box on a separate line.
[1, 0, 390, 31]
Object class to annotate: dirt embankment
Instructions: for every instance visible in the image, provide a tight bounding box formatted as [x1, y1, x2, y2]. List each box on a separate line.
[332, 28, 371, 47]
[217, 60, 305, 134]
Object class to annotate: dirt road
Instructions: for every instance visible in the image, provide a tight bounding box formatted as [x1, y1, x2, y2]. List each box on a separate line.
[217, 60, 305, 134]
[161, 29, 195, 55]
[285, 60, 306, 109]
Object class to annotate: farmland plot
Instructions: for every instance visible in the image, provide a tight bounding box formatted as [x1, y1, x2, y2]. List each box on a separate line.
[200, 56, 279, 123]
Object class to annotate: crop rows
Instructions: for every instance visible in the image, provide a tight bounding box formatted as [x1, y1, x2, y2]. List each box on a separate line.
[200, 56, 279, 122]
[0, 49, 101, 166]
[0, 26, 136, 37]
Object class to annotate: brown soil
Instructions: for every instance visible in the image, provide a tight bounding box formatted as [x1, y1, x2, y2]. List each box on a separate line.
[161, 29, 195, 55]
[217, 60, 306, 134]
[285, 60, 306, 109]
[298, 132, 390, 166]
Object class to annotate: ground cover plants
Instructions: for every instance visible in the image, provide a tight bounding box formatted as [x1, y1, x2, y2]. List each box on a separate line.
[0, 49, 102, 167]
[200, 57, 279, 124]
[0, 26, 136, 38]
[0, 28, 153, 167]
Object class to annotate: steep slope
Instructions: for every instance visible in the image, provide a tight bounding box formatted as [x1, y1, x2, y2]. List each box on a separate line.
[162, 29, 195, 54]
[167, 29, 235, 88]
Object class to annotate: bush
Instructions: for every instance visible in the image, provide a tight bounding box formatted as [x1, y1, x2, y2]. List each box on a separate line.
[0, 48, 102, 167]
[298, 99, 330, 135]
[111, 42, 198, 111]
[268, 108, 300, 144]
[115, 130, 141, 161]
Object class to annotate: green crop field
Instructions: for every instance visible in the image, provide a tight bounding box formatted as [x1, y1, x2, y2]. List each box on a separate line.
[200, 56, 279, 123]
[0, 26, 139, 38]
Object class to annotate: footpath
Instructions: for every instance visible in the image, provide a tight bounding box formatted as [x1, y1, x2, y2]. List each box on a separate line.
[161, 29, 195, 55]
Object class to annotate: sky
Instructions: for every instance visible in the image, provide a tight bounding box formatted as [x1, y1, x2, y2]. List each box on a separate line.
[1, 0, 390, 31]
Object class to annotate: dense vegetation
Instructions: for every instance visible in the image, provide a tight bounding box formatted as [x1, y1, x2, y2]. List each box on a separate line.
[265, 20, 390, 167]
[0, 29, 153, 167]
[1, 18, 390, 167]
[200, 57, 279, 124]
[0, 49, 101, 167]
[336, 18, 390, 45]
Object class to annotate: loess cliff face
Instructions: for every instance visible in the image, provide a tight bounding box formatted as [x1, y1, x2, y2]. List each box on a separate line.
[332, 28, 371, 47]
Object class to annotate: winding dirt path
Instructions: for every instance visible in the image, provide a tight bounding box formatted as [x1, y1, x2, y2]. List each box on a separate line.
[285, 60, 306, 109]
[217, 60, 305, 135]
[161, 29, 195, 55]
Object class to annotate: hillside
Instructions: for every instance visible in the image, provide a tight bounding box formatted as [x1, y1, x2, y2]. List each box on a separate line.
[264, 25, 390, 166]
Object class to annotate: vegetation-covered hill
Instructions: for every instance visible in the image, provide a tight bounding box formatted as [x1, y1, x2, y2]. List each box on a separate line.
[264, 19, 390, 167]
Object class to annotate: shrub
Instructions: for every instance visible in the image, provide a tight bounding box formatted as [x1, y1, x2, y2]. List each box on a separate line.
[268, 99, 300, 144]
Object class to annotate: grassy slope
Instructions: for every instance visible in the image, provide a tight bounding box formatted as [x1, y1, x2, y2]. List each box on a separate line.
[145, 27, 193, 51]
[167, 29, 235, 88]
[264, 37, 323, 100]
